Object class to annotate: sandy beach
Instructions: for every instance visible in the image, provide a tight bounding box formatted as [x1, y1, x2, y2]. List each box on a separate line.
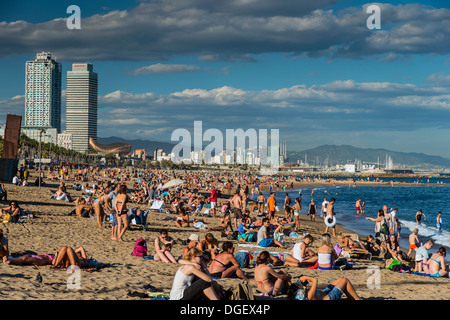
[0, 171, 449, 302]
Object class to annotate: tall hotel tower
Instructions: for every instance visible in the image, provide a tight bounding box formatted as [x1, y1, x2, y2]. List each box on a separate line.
[66, 63, 98, 153]
[25, 52, 62, 132]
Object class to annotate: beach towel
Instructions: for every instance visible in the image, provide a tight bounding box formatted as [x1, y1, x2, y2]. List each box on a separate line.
[150, 200, 164, 211]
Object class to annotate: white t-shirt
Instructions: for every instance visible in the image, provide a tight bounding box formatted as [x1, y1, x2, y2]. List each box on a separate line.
[292, 242, 305, 262]
[322, 201, 329, 212]
[170, 267, 194, 300]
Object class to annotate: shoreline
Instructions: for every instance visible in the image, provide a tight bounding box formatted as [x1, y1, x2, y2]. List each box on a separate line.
[0, 170, 448, 301]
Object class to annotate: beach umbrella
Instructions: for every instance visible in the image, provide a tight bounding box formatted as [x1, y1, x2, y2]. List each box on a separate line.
[160, 179, 185, 189]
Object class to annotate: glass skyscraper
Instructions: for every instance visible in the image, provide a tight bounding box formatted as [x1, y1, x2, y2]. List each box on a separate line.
[25, 52, 62, 132]
[65, 63, 98, 153]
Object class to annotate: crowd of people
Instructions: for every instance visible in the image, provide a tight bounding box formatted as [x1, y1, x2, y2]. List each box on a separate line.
[0, 163, 449, 301]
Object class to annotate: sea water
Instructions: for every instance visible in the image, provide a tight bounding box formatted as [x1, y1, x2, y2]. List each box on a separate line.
[261, 178, 450, 261]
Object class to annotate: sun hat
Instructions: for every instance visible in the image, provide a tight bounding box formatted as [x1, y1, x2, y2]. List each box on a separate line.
[189, 234, 199, 242]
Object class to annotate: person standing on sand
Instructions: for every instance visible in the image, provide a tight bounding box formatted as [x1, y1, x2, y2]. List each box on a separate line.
[257, 192, 265, 216]
[324, 198, 336, 237]
[308, 199, 317, 222]
[321, 197, 328, 218]
[267, 192, 276, 221]
[230, 190, 242, 230]
[284, 193, 292, 222]
[115, 184, 129, 242]
[210, 187, 217, 218]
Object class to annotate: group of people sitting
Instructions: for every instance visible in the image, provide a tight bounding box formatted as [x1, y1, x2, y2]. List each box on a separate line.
[168, 241, 362, 300]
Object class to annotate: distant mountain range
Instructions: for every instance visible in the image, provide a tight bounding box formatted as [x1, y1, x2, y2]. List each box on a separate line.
[287, 145, 450, 169]
[97, 137, 450, 169]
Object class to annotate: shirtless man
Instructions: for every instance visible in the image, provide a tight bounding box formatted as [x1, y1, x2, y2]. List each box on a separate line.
[75, 197, 94, 218]
[355, 198, 361, 215]
[325, 198, 336, 237]
[230, 191, 243, 229]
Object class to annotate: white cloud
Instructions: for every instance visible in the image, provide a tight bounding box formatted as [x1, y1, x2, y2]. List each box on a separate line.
[132, 63, 202, 75]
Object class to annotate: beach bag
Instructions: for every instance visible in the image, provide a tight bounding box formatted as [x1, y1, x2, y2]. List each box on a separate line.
[2, 213, 11, 223]
[379, 222, 388, 235]
[226, 282, 254, 300]
[132, 238, 148, 257]
[235, 251, 252, 268]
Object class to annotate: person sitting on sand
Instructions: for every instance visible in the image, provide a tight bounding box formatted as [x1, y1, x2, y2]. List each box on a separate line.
[3, 252, 55, 266]
[169, 248, 221, 300]
[317, 233, 339, 270]
[0, 229, 9, 259]
[254, 251, 292, 297]
[174, 209, 190, 228]
[182, 234, 200, 258]
[336, 233, 369, 254]
[154, 229, 177, 263]
[256, 218, 284, 248]
[385, 234, 407, 263]
[208, 241, 251, 281]
[427, 247, 448, 278]
[0, 201, 22, 223]
[74, 197, 94, 218]
[363, 235, 382, 257]
[292, 275, 362, 300]
[206, 211, 234, 235]
[198, 233, 219, 259]
[51, 246, 87, 269]
[284, 234, 318, 267]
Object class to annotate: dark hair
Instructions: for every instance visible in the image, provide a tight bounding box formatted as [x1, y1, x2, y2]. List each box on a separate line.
[201, 250, 212, 262]
[222, 241, 234, 252]
[330, 198, 336, 202]
[256, 251, 271, 265]
[437, 247, 446, 257]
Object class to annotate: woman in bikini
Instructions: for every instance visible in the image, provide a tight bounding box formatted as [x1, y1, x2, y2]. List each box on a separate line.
[154, 229, 177, 263]
[51, 246, 87, 269]
[207, 241, 250, 281]
[114, 184, 129, 242]
[3, 252, 55, 266]
[427, 247, 448, 278]
[93, 186, 111, 228]
[254, 251, 291, 297]
[198, 233, 219, 260]
[317, 233, 339, 270]
[337, 233, 369, 254]
[292, 275, 361, 300]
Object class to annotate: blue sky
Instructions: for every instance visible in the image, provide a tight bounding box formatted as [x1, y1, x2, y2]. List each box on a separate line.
[1, 0, 450, 159]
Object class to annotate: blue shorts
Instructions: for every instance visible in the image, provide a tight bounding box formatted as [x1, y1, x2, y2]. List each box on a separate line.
[258, 238, 273, 247]
[322, 284, 343, 300]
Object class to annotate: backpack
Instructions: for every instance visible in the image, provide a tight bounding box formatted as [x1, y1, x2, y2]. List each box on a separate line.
[379, 219, 388, 234]
[235, 251, 252, 268]
[132, 238, 148, 257]
[225, 282, 254, 300]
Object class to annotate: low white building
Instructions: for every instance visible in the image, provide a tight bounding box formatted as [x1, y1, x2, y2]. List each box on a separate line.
[57, 131, 73, 150]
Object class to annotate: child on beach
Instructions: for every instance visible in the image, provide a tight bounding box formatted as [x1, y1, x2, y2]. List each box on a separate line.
[407, 229, 420, 257]
[414, 239, 433, 273]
